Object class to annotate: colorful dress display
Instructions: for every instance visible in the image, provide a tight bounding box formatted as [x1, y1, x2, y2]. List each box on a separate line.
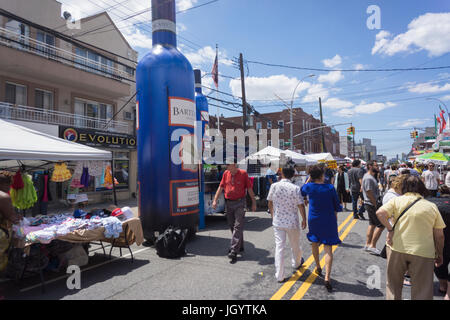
[51, 163, 72, 182]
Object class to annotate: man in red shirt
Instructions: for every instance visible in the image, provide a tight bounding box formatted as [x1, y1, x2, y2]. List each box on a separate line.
[212, 163, 256, 263]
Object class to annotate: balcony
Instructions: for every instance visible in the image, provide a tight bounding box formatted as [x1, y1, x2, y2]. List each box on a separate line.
[0, 27, 133, 98]
[0, 102, 132, 135]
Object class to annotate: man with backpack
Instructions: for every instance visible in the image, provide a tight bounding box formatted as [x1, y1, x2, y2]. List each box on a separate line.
[348, 160, 366, 220]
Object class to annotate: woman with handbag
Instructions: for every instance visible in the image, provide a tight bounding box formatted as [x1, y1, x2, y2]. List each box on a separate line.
[334, 165, 350, 211]
[376, 176, 446, 300]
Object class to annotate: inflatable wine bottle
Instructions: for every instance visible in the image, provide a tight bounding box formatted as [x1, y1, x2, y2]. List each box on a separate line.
[194, 69, 209, 229]
[137, 0, 199, 241]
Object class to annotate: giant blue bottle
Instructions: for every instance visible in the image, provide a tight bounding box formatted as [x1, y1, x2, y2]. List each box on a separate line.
[137, 0, 199, 241]
[194, 69, 209, 230]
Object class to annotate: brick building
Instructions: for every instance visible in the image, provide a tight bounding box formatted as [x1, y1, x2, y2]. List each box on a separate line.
[209, 108, 341, 157]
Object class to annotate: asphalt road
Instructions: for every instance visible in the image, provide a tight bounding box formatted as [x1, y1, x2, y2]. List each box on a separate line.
[2, 201, 446, 300]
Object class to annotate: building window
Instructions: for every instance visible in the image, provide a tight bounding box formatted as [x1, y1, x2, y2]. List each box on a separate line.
[74, 98, 113, 129]
[279, 139, 284, 149]
[5, 82, 27, 105]
[278, 120, 284, 133]
[267, 120, 272, 129]
[35, 89, 54, 110]
[256, 122, 262, 132]
[5, 19, 30, 50]
[113, 151, 129, 189]
[36, 30, 55, 57]
[75, 46, 115, 77]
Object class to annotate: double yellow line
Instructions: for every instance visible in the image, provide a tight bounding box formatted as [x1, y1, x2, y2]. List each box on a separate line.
[270, 212, 358, 300]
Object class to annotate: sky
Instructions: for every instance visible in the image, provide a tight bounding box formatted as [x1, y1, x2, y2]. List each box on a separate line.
[58, 0, 450, 160]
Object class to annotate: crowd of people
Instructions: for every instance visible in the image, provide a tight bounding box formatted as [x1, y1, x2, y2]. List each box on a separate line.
[212, 159, 449, 300]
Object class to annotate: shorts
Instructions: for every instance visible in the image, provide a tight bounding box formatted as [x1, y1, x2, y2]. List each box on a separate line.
[365, 204, 383, 228]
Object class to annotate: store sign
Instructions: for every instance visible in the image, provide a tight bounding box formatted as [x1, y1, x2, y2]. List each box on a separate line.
[59, 126, 136, 149]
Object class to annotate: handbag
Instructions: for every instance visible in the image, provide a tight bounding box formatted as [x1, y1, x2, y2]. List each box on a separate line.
[380, 197, 421, 259]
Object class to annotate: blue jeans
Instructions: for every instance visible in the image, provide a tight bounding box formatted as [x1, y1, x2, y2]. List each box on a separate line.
[351, 191, 365, 216]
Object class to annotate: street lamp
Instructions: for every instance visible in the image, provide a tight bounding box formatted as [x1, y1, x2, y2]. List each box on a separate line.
[275, 74, 315, 150]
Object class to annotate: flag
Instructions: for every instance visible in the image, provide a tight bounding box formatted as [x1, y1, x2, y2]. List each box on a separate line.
[440, 109, 446, 133]
[211, 51, 218, 89]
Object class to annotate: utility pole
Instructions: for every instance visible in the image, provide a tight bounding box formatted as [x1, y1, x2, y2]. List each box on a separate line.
[352, 122, 356, 159]
[239, 53, 247, 131]
[319, 97, 326, 153]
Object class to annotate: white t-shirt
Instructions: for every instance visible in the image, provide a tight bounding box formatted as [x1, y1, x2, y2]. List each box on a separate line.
[422, 170, 440, 190]
[382, 188, 400, 205]
[267, 179, 303, 229]
[445, 172, 450, 188]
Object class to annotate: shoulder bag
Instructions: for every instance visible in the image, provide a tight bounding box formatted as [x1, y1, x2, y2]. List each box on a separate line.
[379, 197, 421, 259]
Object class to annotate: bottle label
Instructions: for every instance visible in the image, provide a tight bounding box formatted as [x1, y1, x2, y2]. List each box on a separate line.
[169, 97, 196, 128]
[152, 19, 176, 33]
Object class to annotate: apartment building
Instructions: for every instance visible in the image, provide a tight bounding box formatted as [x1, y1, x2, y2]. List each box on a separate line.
[0, 0, 139, 204]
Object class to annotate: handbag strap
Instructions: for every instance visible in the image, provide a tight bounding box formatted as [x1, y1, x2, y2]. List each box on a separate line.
[392, 197, 421, 230]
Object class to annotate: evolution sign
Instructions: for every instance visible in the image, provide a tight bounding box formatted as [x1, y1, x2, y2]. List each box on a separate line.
[59, 126, 136, 149]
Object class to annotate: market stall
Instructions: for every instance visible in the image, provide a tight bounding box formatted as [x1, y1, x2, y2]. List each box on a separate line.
[0, 119, 144, 292]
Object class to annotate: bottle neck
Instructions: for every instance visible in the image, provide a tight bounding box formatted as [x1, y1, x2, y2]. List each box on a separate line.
[152, 0, 177, 46]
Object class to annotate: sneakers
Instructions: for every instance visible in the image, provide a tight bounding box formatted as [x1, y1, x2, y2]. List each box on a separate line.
[228, 251, 237, 264]
[363, 245, 370, 251]
[368, 247, 381, 255]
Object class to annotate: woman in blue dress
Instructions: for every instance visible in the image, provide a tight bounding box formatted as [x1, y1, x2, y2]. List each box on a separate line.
[301, 165, 342, 292]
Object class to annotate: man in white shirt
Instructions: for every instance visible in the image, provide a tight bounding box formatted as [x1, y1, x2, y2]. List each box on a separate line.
[267, 164, 307, 283]
[445, 170, 450, 188]
[422, 162, 440, 197]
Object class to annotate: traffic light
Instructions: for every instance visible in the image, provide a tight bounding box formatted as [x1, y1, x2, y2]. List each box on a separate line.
[410, 130, 419, 138]
[347, 126, 355, 135]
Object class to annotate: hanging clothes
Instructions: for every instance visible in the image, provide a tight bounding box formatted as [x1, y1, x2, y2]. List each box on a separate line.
[103, 165, 113, 189]
[80, 167, 90, 188]
[11, 171, 24, 190]
[51, 162, 72, 182]
[10, 173, 38, 210]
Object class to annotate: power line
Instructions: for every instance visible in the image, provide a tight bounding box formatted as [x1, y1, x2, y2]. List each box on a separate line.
[246, 59, 450, 72]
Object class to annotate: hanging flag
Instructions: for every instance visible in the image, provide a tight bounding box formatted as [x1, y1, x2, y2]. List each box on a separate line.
[440, 109, 446, 133]
[437, 116, 442, 134]
[211, 50, 218, 89]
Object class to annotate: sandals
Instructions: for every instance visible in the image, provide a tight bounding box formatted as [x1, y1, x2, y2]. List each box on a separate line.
[315, 267, 323, 277]
[325, 280, 332, 292]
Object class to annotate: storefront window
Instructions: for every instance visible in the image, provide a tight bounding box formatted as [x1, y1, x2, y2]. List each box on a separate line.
[113, 151, 129, 189]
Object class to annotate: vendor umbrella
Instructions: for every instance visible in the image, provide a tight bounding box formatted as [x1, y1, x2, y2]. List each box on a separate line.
[416, 152, 450, 165]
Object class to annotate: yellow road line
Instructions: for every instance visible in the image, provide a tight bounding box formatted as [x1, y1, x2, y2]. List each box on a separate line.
[270, 211, 354, 300]
[290, 218, 358, 300]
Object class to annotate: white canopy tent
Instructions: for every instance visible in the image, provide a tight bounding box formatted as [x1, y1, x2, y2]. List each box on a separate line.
[306, 152, 335, 162]
[241, 146, 317, 166]
[0, 119, 112, 164]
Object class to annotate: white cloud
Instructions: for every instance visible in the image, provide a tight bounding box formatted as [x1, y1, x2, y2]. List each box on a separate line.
[302, 83, 329, 103]
[318, 71, 344, 85]
[408, 82, 450, 94]
[322, 98, 354, 109]
[442, 95, 450, 101]
[333, 101, 397, 118]
[121, 27, 152, 50]
[389, 118, 431, 128]
[372, 13, 450, 57]
[354, 64, 365, 71]
[229, 75, 312, 101]
[177, 0, 198, 11]
[183, 46, 233, 69]
[322, 54, 342, 68]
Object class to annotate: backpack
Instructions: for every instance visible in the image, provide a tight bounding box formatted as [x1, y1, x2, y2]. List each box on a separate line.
[155, 226, 188, 259]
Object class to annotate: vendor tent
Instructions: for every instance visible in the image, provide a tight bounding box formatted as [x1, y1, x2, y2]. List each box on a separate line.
[306, 152, 335, 161]
[0, 119, 112, 162]
[416, 152, 450, 165]
[242, 146, 317, 165]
